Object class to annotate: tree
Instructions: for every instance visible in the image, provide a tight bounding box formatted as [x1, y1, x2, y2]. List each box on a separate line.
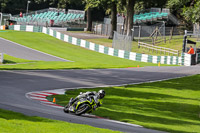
[182, 1, 200, 24]
[84, 0, 100, 31]
[100, 0, 118, 39]
[109, 0, 117, 39]
[126, 0, 135, 36]
[0, 0, 9, 12]
[166, 0, 199, 29]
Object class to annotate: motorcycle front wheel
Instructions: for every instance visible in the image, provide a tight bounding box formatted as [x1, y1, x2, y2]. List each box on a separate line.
[63, 104, 69, 113]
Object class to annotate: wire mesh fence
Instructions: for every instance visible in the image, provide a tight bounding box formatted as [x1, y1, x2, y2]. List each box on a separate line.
[1, 13, 11, 25]
[112, 31, 133, 51]
[133, 22, 177, 45]
[93, 18, 186, 56]
[93, 18, 124, 36]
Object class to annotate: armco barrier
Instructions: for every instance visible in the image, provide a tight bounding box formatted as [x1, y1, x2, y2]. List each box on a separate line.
[9, 25, 191, 66]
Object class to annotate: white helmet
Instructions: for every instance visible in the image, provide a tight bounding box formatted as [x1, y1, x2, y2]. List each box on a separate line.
[98, 90, 105, 99]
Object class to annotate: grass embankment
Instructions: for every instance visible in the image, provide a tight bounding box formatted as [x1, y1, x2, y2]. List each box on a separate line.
[0, 109, 120, 133]
[48, 75, 200, 133]
[0, 31, 169, 70]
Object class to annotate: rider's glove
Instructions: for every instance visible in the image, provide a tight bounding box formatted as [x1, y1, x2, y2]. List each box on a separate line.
[97, 102, 101, 107]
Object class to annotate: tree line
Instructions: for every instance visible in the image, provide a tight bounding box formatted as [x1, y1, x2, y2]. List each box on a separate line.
[0, 0, 200, 38]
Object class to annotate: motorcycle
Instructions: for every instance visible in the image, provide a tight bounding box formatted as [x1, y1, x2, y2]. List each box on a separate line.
[63, 96, 98, 115]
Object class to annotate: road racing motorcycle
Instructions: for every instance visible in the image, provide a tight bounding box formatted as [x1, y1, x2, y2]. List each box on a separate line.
[63, 96, 101, 115]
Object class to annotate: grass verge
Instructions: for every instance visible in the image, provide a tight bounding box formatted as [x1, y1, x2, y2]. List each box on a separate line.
[3, 54, 35, 64]
[48, 75, 200, 133]
[0, 109, 120, 133]
[0, 31, 171, 70]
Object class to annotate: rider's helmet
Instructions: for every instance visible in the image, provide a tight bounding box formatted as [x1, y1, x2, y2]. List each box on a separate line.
[98, 90, 105, 99]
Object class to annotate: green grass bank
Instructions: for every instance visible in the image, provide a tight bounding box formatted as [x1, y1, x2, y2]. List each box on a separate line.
[48, 75, 200, 133]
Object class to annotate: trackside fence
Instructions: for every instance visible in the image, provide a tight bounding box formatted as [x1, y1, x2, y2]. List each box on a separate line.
[8, 25, 192, 66]
[138, 42, 179, 56]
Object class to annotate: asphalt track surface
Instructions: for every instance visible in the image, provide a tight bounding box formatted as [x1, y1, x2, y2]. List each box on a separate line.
[0, 37, 200, 132]
[0, 37, 69, 61]
[0, 66, 200, 133]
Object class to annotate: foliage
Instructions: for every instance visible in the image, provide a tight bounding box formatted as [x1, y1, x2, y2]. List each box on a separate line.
[182, 0, 200, 24]
[166, 0, 200, 25]
[84, 0, 100, 10]
[0, 0, 9, 12]
[134, 1, 145, 14]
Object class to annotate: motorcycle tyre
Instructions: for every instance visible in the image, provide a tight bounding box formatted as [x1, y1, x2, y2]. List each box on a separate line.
[75, 104, 90, 116]
[63, 104, 69, 113]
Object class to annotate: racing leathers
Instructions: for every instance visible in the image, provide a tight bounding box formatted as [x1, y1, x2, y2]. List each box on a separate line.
[69, 91, 102, 110]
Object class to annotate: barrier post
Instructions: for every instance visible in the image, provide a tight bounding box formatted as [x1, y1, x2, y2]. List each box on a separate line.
[0, 53, 3, 63]
[182, 30, 187, 53]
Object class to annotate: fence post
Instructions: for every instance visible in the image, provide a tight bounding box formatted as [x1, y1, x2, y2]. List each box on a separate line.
[105, 24, 108, 36]
[96, 21, 98, 34]
[169, 27, 174, 43]
[138, 25, 141, 44]
[101, 23, 103, 35]
[163, 21, 166, 43]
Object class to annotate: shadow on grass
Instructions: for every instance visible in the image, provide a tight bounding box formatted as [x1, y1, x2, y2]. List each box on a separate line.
[102, 86, 200, 119]
[3, 59, 16, 64]
[103, 96, 200, 121]
[96, 108, 198, 133]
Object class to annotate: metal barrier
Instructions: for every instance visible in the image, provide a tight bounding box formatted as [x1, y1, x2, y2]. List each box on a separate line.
[0, 53, 4, 63]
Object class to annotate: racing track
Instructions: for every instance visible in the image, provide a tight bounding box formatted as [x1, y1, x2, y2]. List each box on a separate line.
[0, 37, 200, 132]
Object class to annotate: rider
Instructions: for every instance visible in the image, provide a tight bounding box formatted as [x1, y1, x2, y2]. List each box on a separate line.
[69, 90, 105, 110]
